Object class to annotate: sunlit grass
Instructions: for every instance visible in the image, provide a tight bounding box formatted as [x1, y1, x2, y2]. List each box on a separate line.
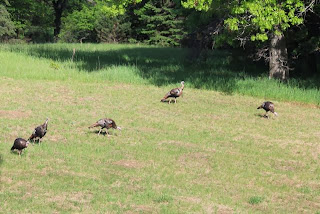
[1, 43, 320, 105]
[0, 43, 319, 213]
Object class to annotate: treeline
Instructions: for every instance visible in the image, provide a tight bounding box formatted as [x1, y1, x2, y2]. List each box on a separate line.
[0, 0, 319, 79]
[1, 0, 189, 45]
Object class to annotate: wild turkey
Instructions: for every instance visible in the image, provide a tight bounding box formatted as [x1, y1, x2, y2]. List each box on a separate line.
[28, 118, 48, 144]
[11, 138, 30, 156]
[88, 118, 121, 136]
[161, 81, 185, 104]
[257, 101, 278, 118]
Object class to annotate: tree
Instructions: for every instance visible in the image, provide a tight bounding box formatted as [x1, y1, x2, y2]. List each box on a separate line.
[7, 0, 54, 42]
[59, 6, 96, 42]
[1, 0, 9, 5]
[224, 0, 306, 80]
[0, 4, 16, 41]
[182, 0, 314, 81]
[287, 1, 320, 77]
[133, 0, 186, 46]
[95, 12, 132, 43]
[52, 0, 68, 38]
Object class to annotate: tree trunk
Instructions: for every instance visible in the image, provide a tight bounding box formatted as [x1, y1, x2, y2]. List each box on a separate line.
[53, 0, 67, 41]
[269, 31, 289, 80]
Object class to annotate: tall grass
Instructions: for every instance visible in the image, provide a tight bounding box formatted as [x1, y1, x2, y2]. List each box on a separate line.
[1, 43, 319, 105]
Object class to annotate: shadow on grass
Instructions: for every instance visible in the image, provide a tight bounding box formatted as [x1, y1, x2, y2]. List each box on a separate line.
[88, 130, 119, 136]
[6, 45, 268, 93]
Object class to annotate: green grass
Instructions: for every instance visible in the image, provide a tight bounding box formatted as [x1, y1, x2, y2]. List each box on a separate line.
[248, 196, 264, 205]
[1, 43, 320, 105]
[0, 43, 320, 213]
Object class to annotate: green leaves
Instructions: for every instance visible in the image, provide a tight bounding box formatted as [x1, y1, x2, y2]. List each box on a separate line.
[224, 0, 305, 41]
[181, 0, 212, 11]
[181, 0, 306, 42]
[224, 18, 239, 31]
[96, 0, 143, 16]
[251, 33, 268, 42]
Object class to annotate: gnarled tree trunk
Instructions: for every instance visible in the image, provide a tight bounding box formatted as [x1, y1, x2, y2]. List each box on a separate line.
[269, 31, 289, 80]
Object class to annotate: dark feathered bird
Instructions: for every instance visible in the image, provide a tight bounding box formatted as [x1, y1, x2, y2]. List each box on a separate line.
[28, 118, 49, 144]
[161, 81, 185, 104]
[11, 138, 30, 156]
[88, 118, 121, 136]
[257, 101, 278, 118]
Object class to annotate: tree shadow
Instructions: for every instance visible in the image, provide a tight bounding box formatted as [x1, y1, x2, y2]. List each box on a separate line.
[8, 45, 268, 93]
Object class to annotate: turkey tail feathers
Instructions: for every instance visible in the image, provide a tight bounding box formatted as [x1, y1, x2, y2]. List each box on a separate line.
[28, 134, 35, 140]
[161, 93, 169, 102]
[88, 123, 99, 129]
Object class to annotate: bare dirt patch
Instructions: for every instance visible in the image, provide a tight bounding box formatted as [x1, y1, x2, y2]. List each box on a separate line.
[129, 204, 155, 213]
[273, 158, 305, 172]
[46, 191, 93, 211]
[0, 110, 31, 119]
[113, 160, 145, 169]
[159, 140, 198, 149]
[177, 196, 202, 204]
[178, 152, 211, 167]
[216, 204, 234, 214]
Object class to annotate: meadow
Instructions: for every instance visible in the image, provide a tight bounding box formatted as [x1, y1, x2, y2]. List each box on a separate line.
[0, 43, 319, 213]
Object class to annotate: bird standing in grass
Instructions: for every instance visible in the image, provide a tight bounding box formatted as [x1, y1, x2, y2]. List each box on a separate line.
[28, 118, 49, 144]
[11, 138, 30, 156]
[88, 118, 121, 136]
[161, 81, 185, 104]
[257, 101, 278, 118]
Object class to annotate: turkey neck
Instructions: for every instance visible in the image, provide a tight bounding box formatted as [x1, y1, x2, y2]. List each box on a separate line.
[180, 84, 184, 91]
[43, 120, 48, 129]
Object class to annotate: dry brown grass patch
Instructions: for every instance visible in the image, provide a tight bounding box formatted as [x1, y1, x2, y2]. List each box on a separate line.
[0, 110, 31, 119]
[113, 160, 146, 169]
[216, 204, 234, 214]
[128, 204, 155, 213]
[159, 140, 198, 149]
[46, 191, 93, 211]
[177, 196, 202, 204]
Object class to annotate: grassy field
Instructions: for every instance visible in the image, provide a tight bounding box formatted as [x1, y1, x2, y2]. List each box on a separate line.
[1, 43, 320, 105]
[0, 44, 320, 213]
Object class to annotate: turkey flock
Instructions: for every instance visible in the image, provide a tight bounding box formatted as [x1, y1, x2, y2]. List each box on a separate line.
[9, 81, 278, 156]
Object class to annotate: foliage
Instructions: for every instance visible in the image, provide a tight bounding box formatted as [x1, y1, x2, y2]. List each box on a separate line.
[6, 0, 54, 42]
[133, 0, 186, 46]
[95, 13, 132, 43]
[59, 6, 96, 43]
[224, 0, 305, 42]
[1, 0, 9, 5]
[95, 0, 142, 16]
[0, 5, 15, 41]
[182, 0, 305, 42]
